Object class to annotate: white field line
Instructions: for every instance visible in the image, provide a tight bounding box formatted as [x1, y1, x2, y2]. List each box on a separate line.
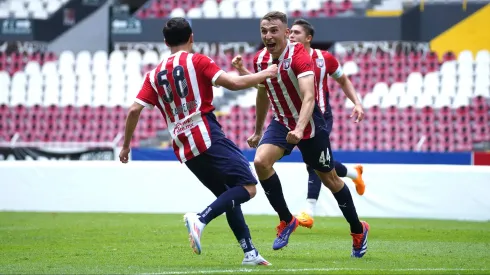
[142, 267, 489, 274]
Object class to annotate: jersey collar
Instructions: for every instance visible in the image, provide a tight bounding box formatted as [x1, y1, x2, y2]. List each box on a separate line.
[274, 40, 290, 61]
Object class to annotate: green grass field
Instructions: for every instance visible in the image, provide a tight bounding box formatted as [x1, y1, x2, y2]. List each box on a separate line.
[1, 212, 489, 274]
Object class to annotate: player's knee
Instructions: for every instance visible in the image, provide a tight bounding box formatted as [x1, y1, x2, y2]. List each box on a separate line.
[243, 184, 256, 198]
[253, 155, 272, 173]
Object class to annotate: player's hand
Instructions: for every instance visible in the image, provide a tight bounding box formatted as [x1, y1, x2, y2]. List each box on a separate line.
[264, 64, 278, 78]
[247, 133, 262, 148]
[119, 147, 130, 163]
[286, 129, 303, 144]
[350, 104, 365, 123]
[231, 55, 244, 70]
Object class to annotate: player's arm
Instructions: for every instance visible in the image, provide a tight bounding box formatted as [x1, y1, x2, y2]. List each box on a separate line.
[122, 102, 144, 149]
[199, 54, 276, 91]
[336, 74, 361, 106]
[296, 74, 316, 132]
[214, 66, 277, 91]
[120, 73, 158, 163]
[254, 85, 270, 135]
[232, 55, 253, 76]
[326, 52, 364, 122]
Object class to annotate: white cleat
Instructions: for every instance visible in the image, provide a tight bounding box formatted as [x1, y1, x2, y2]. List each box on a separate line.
[183, 213, 203, 255]
[242, 250, 272, 266]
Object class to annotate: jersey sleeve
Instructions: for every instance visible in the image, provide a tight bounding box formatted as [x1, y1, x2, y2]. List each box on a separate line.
[324, 51, 343, 79]
[135, 72, 158, 109]
[253, 51, 266, 88]
[195, 54, 224, 87]
[291, 43, 314, 79]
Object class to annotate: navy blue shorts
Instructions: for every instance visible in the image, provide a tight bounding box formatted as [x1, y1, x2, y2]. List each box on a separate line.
[324, 113, 333, 134]
[185, 114, 257, 196]
[259, 109, 335, 172]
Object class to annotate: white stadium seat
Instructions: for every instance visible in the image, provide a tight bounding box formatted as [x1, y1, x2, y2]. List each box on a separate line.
[59, 86, 76, 106]
[389, 82, 406, 98]
[372, 82, 389, 98]
[415, 93, 433, 108]
[219, 0, 236, 18]
[254, 0, 270, 17]
[187, 7, 203, 18]
[398, 94, 416, 108]
[236, 0, 253, 18]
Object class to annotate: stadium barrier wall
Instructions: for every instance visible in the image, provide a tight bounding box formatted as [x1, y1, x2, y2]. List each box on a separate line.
[1, 161, 489, 221]
[131, 148, 474, 165]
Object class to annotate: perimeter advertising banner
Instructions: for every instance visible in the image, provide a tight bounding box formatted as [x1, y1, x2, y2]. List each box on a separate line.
[0, 147, 115, 161]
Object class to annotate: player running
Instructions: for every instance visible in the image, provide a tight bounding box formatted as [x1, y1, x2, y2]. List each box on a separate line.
[232, 19, 367, 229]
[119, 17, 277, 265]
[232, 11, 369, 258]
[288, 19, 366, 228]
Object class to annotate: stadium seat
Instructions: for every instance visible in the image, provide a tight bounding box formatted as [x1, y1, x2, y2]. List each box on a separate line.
[0, 46, 487, 149]
[475, 50, 490, 64]
[202, 0, 219, 18]
[253, 0, 270, 17]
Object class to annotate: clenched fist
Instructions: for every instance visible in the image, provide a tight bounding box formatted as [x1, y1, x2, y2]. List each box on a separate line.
[286, 129, 303, 144]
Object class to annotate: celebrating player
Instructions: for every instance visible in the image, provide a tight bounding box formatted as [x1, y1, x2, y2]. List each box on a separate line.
[119, 17, 277, 265]
[232, 11, 369, 258]
[288, 19, 366, 228]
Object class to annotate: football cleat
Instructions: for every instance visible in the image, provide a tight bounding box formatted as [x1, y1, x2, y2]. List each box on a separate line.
[352, 165, 366, 196]
[273, 217, 299, 250]
[296, 211, 314, 228]
[184, 213, 203, 255]
[351, 220, 369, 258]
[242, 250, 272, 266]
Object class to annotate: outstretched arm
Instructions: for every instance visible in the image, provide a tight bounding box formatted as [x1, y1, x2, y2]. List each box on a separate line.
[215, 65, 277, 91]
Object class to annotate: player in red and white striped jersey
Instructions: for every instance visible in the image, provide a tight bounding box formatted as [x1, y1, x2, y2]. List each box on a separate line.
[119, 17, 277, 265]
[289, 19, 367, 229]
[232, 12, 369, 257]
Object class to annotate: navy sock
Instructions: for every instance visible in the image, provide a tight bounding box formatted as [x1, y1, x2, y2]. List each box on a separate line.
[333, 184, 363, 234]
[334, 161, 348, 178]
[198, 186, 251, 225]
[306, 165, 322, 200]
[260, 172, 293, 223]
[226, 205, 255, 253]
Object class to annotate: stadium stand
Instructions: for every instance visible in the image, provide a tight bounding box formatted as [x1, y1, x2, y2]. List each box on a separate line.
[0, 47, 488, 151]
[134, 0, 365, 19]
[0, 0, 70, 19]
[0, 0, 488, 150]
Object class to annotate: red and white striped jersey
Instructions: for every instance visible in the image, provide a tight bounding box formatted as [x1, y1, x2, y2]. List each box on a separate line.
[253, 42, 318, 139]
[310, 48, 343, 114]
[135, 50, 224, 163]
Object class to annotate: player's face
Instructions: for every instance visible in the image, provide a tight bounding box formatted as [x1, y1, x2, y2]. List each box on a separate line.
[289, 25, 311, 45]
[260, 19, 289, 57]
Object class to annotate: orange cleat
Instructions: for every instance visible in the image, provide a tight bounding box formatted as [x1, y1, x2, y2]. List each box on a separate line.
[352, 165, 365, 196]
[296, 211, 314, 229]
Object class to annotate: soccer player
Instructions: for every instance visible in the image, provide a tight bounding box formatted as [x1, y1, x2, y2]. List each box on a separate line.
[232, 11, 369, 258]
[288, 19, 366, 228]
[232, 19, 367, 228]
[119, 17, 278, 265]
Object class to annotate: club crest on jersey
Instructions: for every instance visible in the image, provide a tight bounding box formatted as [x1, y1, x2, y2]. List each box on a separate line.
[282, 58, 291, 70]
[316, 59, 324, 68]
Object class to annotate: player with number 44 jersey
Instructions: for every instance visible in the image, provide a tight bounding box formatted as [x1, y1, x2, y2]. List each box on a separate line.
[232, 11, 369, 258]
[119, 17, 276, 266]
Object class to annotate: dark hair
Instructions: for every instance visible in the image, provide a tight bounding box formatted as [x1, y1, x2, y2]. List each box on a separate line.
[163, 17, 192, 47]
[261, 11, 288, 25]
[292, 19, 315, 37]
